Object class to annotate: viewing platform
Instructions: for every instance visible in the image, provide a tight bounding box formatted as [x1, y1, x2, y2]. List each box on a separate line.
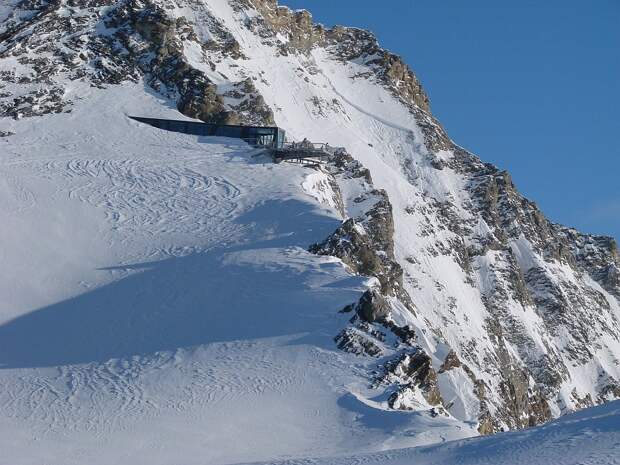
[129, 116, 344, 164]
[129, 116, 286, 149]
[273, 142, 346, 165]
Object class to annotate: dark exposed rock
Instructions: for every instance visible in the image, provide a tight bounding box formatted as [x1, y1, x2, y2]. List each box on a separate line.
[0, 0, 274, 125]
[335, 321, 385, 357]
[559, 227, 620, 299]
[483, 318, 553, 430]
[571, 389, 594, 410]
[310, 215, 403, 297]
[336, 330, 382, 357]
[477, 417, 497, 435]
[238, 1, 323, 53]
[355, 289, 390, 323]
[438, 350, 461, 373]
[308, 148, 424, 409]
[330, 150, 373, 184]
[123, 0, 274, 125]
[381, 351, 443, 409]
[386, 323, 417, 345]
[309, 150, 406, 299]
[598, 382, 620, 402]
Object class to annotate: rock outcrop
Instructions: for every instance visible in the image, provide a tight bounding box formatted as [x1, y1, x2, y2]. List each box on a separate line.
[310, 151, 412, 308]
[308, 149, 440, 414]
[382, 351, 443, 411]
[0, 0, 274, 124]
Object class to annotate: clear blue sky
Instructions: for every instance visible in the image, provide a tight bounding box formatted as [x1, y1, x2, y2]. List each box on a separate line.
[281, 0, 620, 241]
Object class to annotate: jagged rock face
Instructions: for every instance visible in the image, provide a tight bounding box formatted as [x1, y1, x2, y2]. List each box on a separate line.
[335, 319, 384, 357]
[311, 146, 557, 432]
[560, 228, 620, 299]
[236, 0, 323, 53]
[381, 351, 443, 410]
[443, 149, 620, 421]
[310, 212, 401, 296]
[2, 0, 619, 437]
[236, 0, 430, 113]
[309, 152, 411, 302]
[355, 289, 391, 323]
[0, 0, 274, 124]
[407, 147, 620, 430]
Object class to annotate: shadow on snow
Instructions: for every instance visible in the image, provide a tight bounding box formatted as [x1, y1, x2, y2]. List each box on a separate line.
[0, 199, 364, 368]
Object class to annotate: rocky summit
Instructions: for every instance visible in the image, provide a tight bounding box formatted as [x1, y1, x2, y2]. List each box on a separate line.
[0, 0, 619, 462]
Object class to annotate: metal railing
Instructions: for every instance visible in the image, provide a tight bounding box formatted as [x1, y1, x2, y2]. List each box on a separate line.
[279, 142, 346, 155]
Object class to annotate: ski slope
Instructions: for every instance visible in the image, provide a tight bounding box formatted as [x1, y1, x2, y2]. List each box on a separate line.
[0, 83, 476, 464]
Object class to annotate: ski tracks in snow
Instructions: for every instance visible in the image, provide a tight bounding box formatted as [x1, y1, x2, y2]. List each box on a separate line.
[0, 170, 36, 214]
[0, 342, 313, 437]
[48, 157, 242, 237]
[0, 90, 379, 461]
[0, 151, 250, 263]
[0, 360, 154, 437]
[0, 138, 272, 437]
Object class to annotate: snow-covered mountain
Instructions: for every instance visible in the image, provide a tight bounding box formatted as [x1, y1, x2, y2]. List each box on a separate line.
[1, 0, 619, 462]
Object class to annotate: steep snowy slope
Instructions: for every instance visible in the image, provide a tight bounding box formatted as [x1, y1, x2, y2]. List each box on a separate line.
[1, 0, 619, 461]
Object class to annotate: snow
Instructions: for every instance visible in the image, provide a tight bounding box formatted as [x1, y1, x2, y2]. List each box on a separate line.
[437, 368, 480, 421]
[0, 82, 475, 464]
[248, 400, 620, 465]
[301, 170, 342, 216]
[196, 0, 620, 421]
[0, 0, 28, 26]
